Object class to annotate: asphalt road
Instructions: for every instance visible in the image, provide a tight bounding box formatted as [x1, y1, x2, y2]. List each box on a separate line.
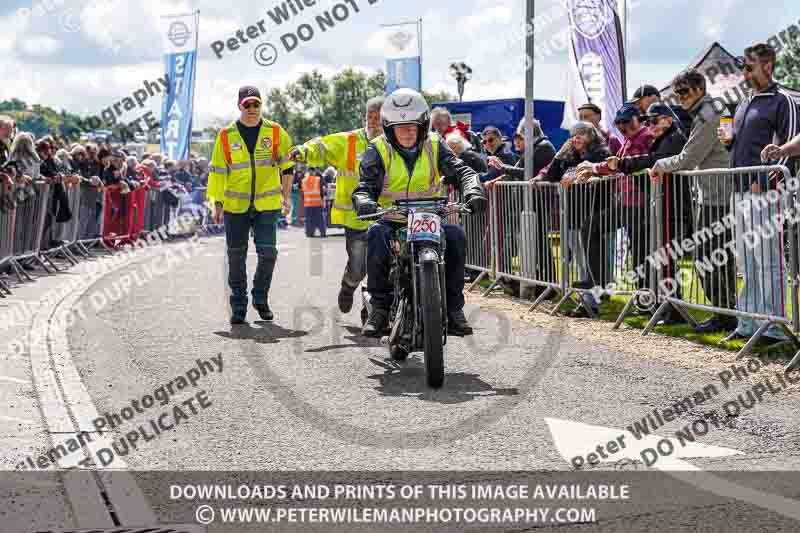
[7, 226, 800, 531]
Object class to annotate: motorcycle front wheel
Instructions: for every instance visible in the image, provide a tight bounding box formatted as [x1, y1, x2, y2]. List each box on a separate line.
[420, 260, 444, 388]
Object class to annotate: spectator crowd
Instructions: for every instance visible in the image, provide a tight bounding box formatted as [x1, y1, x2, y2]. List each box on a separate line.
[0, 117, 212, 256]
[433, 41, 800, 347]
[3, 40, 800, 349]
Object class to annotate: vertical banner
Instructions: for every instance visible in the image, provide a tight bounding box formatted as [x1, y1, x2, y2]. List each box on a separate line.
[160, 11, 199, 161]
[384, 21, 422, 93]
[561, 0, 627, 136]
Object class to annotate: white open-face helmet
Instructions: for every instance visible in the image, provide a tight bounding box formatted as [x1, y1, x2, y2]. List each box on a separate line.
[381, 88, 430, 151]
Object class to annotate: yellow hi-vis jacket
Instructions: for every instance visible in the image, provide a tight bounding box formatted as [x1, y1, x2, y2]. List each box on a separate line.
[374, 133, 443, 211]
[298, 128, 369, 230]
[208, 120, 294, 213]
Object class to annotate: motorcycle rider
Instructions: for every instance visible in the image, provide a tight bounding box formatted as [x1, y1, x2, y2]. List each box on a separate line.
[353, 89, 487, 337]
[289, 97, 384, 314]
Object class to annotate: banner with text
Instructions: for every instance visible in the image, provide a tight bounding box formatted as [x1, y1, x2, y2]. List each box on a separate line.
[384, 21, 421, 93]
[160, 11, 199, 160]
[561, 0, 626, 138]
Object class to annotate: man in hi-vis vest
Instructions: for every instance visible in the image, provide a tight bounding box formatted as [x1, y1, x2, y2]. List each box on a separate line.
[353, 89, 487, 337]
[288, 97, 384, 314]
[208, 86, 294, 325]
[301, 168, 326, 237]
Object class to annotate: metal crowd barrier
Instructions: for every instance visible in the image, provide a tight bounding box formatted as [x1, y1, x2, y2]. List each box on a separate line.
[642, 165, 800, 359]
[557, 170, 655, 326]
[487, 181, 565, 309]
[76, 181, 107, 252]
[143, 187, 171, 233]
[457, 165, 800, 361]
[46, 181, 85, 265]
[0, 179, 16, 296]
[446, 185, 493, 291]
[9, 181, 57, 280]
[193, 186, 224, 235]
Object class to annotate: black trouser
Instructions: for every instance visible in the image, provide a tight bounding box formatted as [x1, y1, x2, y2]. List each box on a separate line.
[695, 203, 737, 310]
[367, 220, 466, 311]
[224, 208, 278, 314]
[581, 203, 649, 289]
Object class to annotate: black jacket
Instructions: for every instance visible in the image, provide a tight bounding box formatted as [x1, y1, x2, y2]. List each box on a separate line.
[541, 141, 613, 229]
[616, 123, 687, 174]
[484, 145, 518, 181]
[459, 149, 488, 174]
[543, 142, 613, 182]
[498, 137, 557, 180]
[670, 105, 693, 139]
[353, 138, 484, 210]
[730, 82, 799, 183]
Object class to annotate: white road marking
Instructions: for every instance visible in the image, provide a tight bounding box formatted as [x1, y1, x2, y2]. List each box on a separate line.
[0, 414, 36, 424]
[0, 375, 28, 384]
[27, 247, 159, 526]
[546, 417, 800, 522]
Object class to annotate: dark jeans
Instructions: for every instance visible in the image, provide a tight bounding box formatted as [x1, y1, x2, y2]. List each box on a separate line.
[224, 208, 278, 314]
[366, 220, 466, 311]
[696, 203, 737, 310]
[581, 204, 649, 289]
[304, 206, 326, 237]
[343, 228, 367, 289]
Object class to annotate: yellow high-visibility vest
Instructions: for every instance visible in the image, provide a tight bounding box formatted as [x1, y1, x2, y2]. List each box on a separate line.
[207, 120, 293, 213]
[374, 133, 443, 211]
[300, 129, 369, 230]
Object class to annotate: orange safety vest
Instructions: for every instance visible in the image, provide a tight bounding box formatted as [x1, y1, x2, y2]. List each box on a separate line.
[302, 174, 322, 207]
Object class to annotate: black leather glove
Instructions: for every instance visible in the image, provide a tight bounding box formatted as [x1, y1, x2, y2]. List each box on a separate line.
[465, 194, 487, 214]
[357, 200, 378, 217]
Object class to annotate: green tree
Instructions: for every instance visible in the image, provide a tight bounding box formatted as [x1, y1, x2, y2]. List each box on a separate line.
[422, 90, 456, 108]
[262, 68, 388, 144]
[366, 70, 386, 96]
[776, 31, 800, 90]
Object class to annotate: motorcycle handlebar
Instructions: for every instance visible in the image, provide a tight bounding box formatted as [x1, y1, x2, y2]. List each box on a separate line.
[356, 202, 472, 220]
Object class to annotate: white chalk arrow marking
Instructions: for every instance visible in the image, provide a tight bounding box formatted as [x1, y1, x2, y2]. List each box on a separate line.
[545, 417, 743, 470]
[546, 417, 800, 522]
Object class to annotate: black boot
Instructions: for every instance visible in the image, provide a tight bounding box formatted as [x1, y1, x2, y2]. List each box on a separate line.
[253, 302, 274, 321]
[338, 282, 355, 313]
[693, 315, 737, 333]
[448, 309, 473, 336]
[230, 310, 247, 325]
[362, 307, 389, 338]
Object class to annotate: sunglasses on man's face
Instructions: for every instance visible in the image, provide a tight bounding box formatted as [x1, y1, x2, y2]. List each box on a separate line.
[675, 87, 692, 97]
[243, 102, 261, 110]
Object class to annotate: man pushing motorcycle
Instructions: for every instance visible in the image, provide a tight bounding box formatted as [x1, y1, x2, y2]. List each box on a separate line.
[353, 88, 487, 338]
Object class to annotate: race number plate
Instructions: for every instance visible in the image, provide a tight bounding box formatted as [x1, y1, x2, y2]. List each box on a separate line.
[408, 211, 441, 243]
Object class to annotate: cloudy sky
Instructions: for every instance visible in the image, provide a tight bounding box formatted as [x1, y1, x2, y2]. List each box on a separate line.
[0, 0, 796, 129]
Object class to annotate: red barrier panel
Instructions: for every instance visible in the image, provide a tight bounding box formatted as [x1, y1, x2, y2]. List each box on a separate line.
[102, 187, 137, 248]
[131, 187, 146, 239]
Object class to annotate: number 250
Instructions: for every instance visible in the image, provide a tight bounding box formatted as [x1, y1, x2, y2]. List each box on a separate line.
[413, 219, 437, 233]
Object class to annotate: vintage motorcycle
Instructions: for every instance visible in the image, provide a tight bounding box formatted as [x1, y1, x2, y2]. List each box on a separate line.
[359, 197, 473, 388]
